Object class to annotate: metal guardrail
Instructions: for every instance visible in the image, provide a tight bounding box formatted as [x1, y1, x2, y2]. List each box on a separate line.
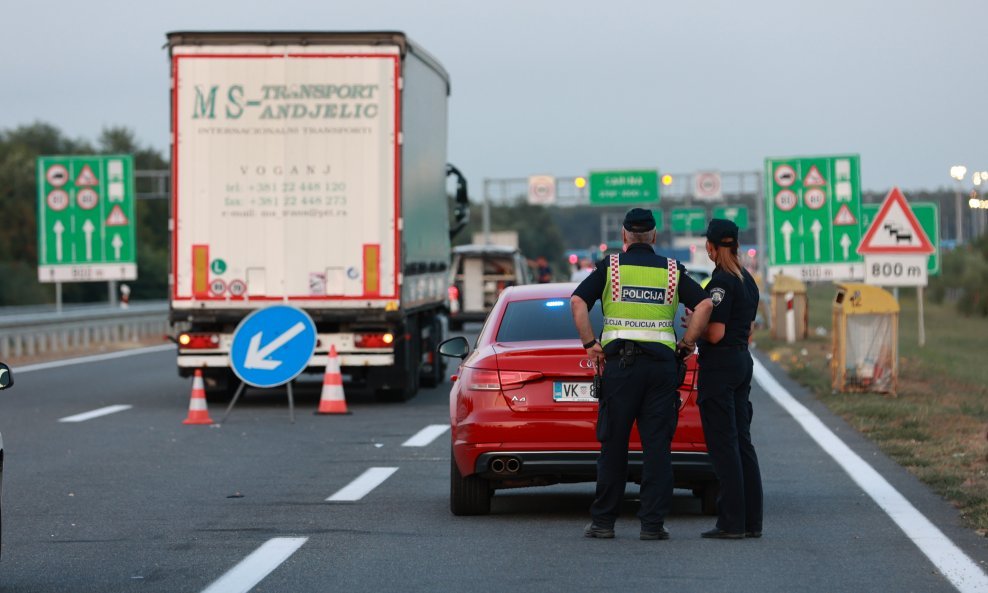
[0, 302, 169, 359]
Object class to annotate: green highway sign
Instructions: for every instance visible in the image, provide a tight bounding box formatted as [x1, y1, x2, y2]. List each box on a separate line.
[766, 154, 863, 280]
[670, 207, 707, 234]
[862, 202, 940, 275]
[36, 155, 137, 282]
[712, 205, 749, 231]
[589, 170, 659, 205]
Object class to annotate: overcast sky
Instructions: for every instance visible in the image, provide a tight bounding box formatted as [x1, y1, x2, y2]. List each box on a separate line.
[3, 0, 986, 194]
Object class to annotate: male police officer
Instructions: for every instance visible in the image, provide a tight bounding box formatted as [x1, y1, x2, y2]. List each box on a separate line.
[571, 208, 712, 540]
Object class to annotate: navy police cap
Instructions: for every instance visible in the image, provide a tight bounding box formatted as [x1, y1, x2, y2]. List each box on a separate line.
[623, 208, 656, 232]
[705, 218, 739, 246]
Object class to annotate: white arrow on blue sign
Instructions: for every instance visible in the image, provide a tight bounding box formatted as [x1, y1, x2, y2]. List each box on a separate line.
[230, 305, 317, 388]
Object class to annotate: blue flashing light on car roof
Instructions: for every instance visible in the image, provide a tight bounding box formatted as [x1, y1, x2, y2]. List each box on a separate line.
[545, 300, 565, 307]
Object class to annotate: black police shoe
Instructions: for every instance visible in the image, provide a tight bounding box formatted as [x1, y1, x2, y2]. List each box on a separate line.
[745, 531, 762, 538]
[701, 527, 744, 539]
[640, 526, 670, 540]
[584, 522, 615, 539]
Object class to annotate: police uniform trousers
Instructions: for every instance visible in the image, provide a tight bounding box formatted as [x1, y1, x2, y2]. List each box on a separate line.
[697, 348, 763, 534]
[591, 353, 679, 531]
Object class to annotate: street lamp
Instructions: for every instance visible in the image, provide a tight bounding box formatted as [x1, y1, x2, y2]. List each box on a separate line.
[950, 165, 967, 244]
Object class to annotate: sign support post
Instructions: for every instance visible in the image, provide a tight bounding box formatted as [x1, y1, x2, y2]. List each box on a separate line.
[917, 286, 926, 347]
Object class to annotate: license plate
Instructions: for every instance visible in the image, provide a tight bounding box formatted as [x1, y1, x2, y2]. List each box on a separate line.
[552, 381, 597, 402]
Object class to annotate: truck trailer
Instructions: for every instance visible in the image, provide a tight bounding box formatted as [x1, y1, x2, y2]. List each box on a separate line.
[166, 31, 468, 400]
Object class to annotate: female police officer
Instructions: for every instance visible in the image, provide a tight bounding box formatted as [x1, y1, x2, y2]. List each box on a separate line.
[696, 218, 763, 539]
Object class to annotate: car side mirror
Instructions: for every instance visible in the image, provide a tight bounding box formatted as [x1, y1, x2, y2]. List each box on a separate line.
[438, 336, 470, 359]
[0, 363, 12, 390]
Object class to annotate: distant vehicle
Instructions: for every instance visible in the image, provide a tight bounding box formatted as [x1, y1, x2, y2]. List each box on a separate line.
[439, 283, 717, 516]
[166, 31, 470, 401]
[685, 263, 714, 287]
[447, 245, 532, 330]
[0, 362, 11, 552]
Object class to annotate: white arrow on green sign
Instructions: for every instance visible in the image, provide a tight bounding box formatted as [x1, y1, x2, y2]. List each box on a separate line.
[712, 205, 749, 230]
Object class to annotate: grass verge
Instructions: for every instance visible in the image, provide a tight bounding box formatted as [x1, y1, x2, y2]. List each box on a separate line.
[756, 283, 988, 536]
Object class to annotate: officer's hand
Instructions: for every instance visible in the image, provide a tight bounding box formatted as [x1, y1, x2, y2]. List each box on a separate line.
[675, 339, 694, 360]
[586, 342, 605, 370]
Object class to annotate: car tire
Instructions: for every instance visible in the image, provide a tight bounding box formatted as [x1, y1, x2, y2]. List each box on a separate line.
[701, 482, 719, 516]
[450, 450, 491, 516]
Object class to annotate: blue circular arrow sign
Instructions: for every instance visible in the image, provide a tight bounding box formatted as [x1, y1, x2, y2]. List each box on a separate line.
[230, 305, 317, 388]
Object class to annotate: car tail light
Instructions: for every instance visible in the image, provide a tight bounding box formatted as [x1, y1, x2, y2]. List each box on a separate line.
[178, 333, 220, 349]
[461, 368, 542, 391]
[464, 368, 501, 391]
[355, 333, 395, 348]
[448, 285, 459, 302]
[498, 370, 543, 391]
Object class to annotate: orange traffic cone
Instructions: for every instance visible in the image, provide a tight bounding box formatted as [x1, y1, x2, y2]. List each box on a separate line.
[183, 369, 215, 425]
[316, 345, 350, 415]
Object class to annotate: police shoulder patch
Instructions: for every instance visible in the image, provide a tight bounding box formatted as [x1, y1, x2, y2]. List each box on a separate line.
[710, 287, 726, 306]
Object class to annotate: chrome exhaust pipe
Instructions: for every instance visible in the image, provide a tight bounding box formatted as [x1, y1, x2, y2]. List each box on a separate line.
[505, 457, 521, 473]
[490, 458, 506, 473]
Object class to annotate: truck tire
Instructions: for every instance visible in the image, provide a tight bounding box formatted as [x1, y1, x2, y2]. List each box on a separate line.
[376, 319, 420, 402]
[450, 450, 491, 516]
[420, 315, 445, 388]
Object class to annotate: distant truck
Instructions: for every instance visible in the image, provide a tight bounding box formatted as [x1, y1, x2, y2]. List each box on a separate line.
[166, 31, 469, 400]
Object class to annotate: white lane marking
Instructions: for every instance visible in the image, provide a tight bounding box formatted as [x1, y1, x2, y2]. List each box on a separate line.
[200, 537, 307, 593]
[752, 358, 988, 593]
[326, 467, 398, 502]
[58, 404, 133, 423]
[402, 424, 450, 447]
[16, 344, 175, 374]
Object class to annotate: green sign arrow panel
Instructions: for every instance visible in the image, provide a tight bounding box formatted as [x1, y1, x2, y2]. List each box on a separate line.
[712, 205, 749, 231]
[37, 155, 137, 282]
[670, 207, 707, 233]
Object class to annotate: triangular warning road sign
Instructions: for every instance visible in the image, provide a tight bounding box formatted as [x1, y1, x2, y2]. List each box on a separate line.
[833, 204, 857, 226]
[857, 187, 934, 255]
[76, 164, 98, 186]
[803, 165, 826, 187]
[106, 205, 128, 226]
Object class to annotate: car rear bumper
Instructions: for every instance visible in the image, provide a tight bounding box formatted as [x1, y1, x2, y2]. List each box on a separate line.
[472, 450, 715, 488]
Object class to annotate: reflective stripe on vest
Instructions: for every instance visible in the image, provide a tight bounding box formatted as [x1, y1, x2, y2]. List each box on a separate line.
[601, 252, 680, 350]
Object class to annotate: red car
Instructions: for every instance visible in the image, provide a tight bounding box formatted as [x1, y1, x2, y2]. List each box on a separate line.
[439, 282, 717, 516]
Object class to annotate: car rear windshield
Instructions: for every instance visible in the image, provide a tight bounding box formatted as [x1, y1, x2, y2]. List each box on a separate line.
[496, 298, 603, 342]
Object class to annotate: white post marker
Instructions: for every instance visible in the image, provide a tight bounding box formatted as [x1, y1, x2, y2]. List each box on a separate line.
[200, 537, 308, 593]
[785, 291, 796, 344]
[781, 220, 794, 262]
[810, 219, 823, 261]
[53, 220, 65, 262]
[327, 467, 398, 502]
[82, 219, 95, 261]
[752, 359, 988, 593]
[58, 404, 133, 423]
[402, 424, 450, 447]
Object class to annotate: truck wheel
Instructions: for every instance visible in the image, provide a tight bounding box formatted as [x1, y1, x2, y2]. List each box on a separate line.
[450, 450, 491, 516]
[701, 482, 719, 516]
[376, 323, 420, 402]
[420, 315, 445, 388]
[203, 370, 238, 403]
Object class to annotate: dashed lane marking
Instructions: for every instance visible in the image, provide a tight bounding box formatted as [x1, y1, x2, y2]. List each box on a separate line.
[200, 537, 307, 593]
[752, 358, 988, 593]
[326, 467, 398, 502]
[401, 424, 450, 447]
[58, 404, 133, 423]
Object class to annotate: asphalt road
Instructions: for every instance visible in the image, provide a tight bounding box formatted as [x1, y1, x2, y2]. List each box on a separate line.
[0, 330, 986, 592]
